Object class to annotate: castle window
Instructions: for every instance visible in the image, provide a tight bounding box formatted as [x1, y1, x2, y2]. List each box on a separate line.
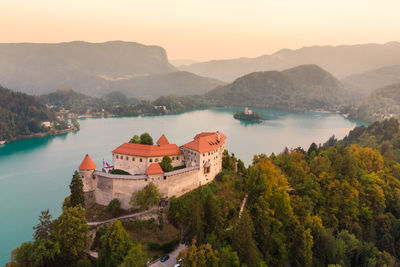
[132, 157, 135, 161]
[155, 158, 158, 162]
[177, 156, 179, 160]
[164, 176, 167, 180]
[150, 159, 153, 163]
[116, 155, 119, 159]
[172, 157, 175, 160]
[140, 158, 143, 162]
[126, 156, 129, 160]
[208, 152, 210, 155]
[203, 154, 205, 157]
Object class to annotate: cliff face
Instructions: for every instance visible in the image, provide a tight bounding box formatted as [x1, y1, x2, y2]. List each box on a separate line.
[0, 41, 177, 95]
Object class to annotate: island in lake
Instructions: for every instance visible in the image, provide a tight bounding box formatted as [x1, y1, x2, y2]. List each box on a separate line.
[234, 107, 264, 122]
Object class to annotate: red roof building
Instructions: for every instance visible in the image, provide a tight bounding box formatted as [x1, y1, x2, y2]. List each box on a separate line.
[182, 131, 226, 153]
[112, 143, 183, 157]
[146, 163, 164, 175]
[156, 134, 170, 146]
[79, 154, 97, 170]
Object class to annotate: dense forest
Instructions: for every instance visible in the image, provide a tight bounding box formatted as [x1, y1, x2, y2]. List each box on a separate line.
[9, 118, 400, 266]
[38, 89, 208, 117]
[0, 86, 60, 142]
[205, 65, 349, 112]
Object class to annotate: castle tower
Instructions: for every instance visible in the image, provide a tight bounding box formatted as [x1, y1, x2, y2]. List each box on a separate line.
[78, 154, 97, 208]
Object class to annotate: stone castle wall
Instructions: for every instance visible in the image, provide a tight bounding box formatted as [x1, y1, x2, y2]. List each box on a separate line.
[89, 167, 201, 209]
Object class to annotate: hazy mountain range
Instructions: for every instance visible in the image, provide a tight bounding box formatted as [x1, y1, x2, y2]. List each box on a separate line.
[180, 42, 400, 82]
[3, 40, 400, 121]
[0, 41, 223, 98]
[341, 65, 400, 98]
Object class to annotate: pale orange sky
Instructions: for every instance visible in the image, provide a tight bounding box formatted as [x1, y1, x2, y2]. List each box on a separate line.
[1, 0, 399, 61]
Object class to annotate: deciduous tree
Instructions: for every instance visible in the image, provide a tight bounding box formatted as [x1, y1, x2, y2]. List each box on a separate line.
[50, 205, 88, 262]
[160, 156, 173, 172]
[120, 243, 148, 267]
[98, 220, 133, 267]
[130, 182, 161, 210]
[140, 132, 153, 145]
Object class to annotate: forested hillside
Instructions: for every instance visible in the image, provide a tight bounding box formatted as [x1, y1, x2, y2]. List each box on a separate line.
[11, 119, 400, 267]
[0, 86, 57, 141]
[344, 84, 400, 122]
[206, 64, 348, 112]
[167, 118, 400, 266]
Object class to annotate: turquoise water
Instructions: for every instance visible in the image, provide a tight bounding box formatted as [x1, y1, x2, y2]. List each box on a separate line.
[0, 108, 363, 265]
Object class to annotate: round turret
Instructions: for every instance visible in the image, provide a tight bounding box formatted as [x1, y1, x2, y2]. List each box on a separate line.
[79, 154, 97, 192]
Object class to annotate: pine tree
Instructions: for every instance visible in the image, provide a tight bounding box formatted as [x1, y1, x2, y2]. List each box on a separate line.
[33, 209, 53, 240]
[69, 170, 84, 207]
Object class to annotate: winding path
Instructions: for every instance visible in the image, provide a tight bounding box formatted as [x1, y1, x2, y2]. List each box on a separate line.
[87, 207, 159, 226]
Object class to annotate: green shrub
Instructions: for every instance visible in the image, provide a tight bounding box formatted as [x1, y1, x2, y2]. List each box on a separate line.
[107, 199, 122, 217]
[110, 169, 131, 175]
[161, 239, 180, 253]
[149, 242, 162, 251]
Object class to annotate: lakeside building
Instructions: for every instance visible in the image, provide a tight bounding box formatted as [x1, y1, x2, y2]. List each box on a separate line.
[79, 131, 226, 209]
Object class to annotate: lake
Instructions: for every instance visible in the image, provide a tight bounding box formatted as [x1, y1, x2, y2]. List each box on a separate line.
[0, 107, 363, 264]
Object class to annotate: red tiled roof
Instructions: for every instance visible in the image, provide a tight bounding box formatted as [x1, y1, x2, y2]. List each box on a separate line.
[183, 131, 226, 153]
[156, 134, 170, 145]
[146, 163, 164, 175]
[79, 154, 97, 170]
[113, 143, 183, 157]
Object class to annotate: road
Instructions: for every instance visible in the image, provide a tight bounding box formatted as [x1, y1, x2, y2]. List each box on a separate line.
[149, 243, 187, 267]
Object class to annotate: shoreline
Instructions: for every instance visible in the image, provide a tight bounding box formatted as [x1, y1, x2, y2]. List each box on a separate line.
[2, 107, 368, 145]
[1, 128, 78, 145]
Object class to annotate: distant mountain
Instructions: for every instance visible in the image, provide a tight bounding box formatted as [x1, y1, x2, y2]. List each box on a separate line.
[342, 65, 400, 98]
[0, 41, 224, 98]
[205, 64, 348, 112]
[169, 59, 199, 67]
[181, 42, 400, 82]
[0, 86, 55, 141]
[111, 71, 225, 99]
[346, 83, 400, 122]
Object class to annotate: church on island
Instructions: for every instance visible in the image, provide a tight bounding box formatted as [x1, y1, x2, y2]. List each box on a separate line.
[78, 131, 226, 209]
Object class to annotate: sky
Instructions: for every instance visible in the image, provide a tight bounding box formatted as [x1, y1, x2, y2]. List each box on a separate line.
[1, 0, 400, 61]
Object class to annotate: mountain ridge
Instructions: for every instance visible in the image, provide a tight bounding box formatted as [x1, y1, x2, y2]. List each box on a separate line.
[181, 41, 400, 82]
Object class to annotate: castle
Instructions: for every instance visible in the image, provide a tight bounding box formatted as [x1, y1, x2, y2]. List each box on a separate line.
[79, 131, 226, 209]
